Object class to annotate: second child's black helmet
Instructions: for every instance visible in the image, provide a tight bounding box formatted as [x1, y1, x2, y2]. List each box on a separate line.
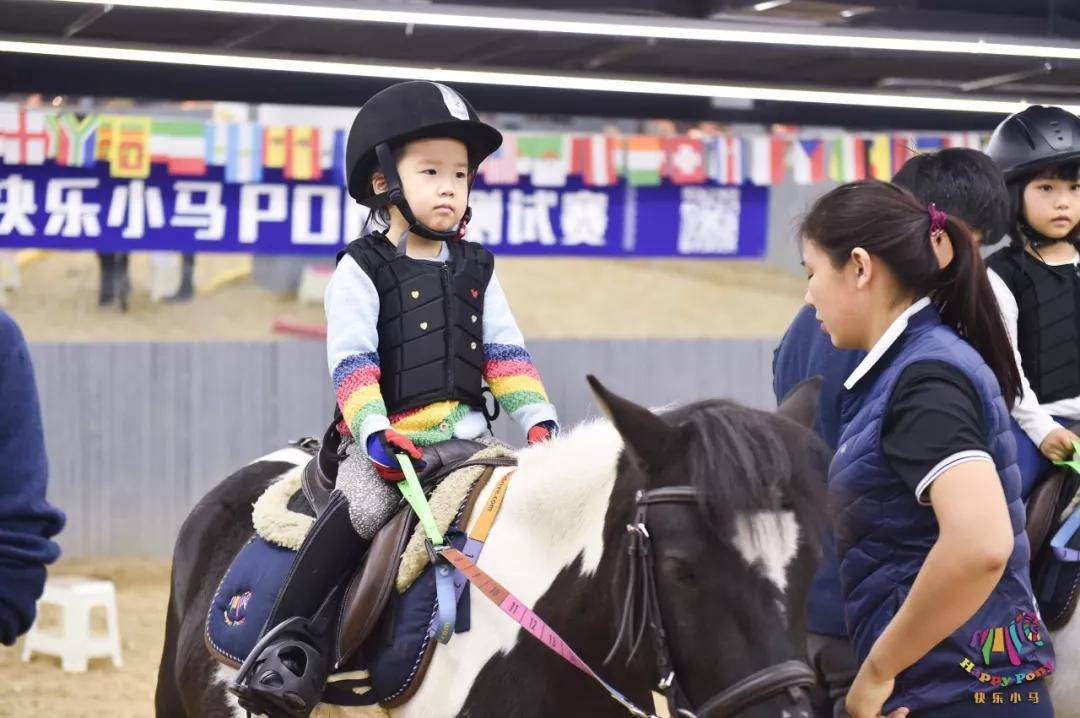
[986, 105, 1080, 247]
[345, 81, 502, 244]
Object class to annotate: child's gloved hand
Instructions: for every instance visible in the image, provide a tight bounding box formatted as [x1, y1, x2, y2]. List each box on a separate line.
[366, 429, 426, 481]
[527, 420, 559, 446]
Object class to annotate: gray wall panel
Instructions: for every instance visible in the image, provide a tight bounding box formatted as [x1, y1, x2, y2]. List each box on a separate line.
[28, 339, 779, 557]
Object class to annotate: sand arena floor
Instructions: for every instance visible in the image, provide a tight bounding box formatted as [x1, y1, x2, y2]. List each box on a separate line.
[3, 250, 805, 342]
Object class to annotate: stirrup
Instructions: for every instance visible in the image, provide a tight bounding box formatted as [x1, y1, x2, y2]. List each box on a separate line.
[229, 617, 329, 718]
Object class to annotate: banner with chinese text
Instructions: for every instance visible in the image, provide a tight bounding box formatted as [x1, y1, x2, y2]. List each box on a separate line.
[0, 164, 768, 258]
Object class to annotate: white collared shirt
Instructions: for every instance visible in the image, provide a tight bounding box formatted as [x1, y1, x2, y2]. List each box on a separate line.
[843, 297, 932, 390]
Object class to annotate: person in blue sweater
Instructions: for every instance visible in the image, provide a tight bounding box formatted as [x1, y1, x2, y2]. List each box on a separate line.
[0, 309, 64, 645]
[773, 148, 1011, 717]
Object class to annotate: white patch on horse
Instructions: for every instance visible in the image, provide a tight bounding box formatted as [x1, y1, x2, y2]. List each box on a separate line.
[395, 418, 624, 718]
[732, 510, 800, 595]
[213, 664, 247, 718]
[249, 447, 313, 467]
[215, 663, 388, 717]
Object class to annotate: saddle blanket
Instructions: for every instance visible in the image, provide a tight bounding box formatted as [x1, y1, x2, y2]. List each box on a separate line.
[204, 447, 514, 708]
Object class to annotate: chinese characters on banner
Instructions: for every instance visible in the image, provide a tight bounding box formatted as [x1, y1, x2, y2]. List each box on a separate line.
[0, 164, 768, 258]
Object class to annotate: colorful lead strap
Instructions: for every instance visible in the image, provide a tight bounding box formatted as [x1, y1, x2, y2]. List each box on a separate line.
[436, 542, 657, 718]
[394, 455, 655, 717]
[1051, 440, 1080, 563]
[395, 454, 457, 643]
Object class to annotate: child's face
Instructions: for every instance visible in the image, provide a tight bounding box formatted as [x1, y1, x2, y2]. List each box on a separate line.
[395, 137, 470, 233]
[1023, 172, 1080, 239]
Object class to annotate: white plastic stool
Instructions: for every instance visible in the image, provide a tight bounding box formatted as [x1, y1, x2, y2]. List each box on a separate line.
[21, 576, 124, 672]
[297, 263, 333, 305]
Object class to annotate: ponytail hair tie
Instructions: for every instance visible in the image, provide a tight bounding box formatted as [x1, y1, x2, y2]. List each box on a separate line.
[928, 203, 948, 235]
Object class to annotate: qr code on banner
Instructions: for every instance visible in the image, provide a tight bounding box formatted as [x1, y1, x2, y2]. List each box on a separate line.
[676, 186, 740, 255]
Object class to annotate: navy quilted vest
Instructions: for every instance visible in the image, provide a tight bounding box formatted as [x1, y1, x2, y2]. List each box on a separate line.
[830, 305, 1054, 712]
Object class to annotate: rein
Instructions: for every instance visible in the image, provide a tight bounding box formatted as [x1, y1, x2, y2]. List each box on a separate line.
[397, 460, 816, 718]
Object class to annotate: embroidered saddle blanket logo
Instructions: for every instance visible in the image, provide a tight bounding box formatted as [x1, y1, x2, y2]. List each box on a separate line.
[224, 591, 253, 627]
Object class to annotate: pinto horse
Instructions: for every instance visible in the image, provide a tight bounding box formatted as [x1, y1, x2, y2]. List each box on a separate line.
[155, 377, 828, 717]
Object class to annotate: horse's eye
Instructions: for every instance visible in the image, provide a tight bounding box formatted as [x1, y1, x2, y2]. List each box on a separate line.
[661, 555, 696, 583]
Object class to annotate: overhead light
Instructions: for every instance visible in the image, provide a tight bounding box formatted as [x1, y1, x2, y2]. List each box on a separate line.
[752, 0, 791, 11]
[32, 0, 1080, 62]
[1, 38, 1069, 115]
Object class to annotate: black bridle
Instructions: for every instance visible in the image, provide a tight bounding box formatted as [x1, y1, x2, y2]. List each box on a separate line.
[607, 486, 816, 718]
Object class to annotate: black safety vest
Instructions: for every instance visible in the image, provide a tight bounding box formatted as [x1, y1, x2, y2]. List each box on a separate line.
[338, 233, 494, 415]
[987, 246, 1080, 402]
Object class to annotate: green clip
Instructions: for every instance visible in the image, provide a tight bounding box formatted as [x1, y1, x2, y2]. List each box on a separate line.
[395, 453, 445, 547]
[1053, 439, 1080, 477]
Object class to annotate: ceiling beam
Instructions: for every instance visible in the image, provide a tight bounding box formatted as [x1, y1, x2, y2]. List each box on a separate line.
[22, 0, 1080, 61]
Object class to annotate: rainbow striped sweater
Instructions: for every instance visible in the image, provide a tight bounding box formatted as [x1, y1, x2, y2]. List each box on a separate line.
[326, 249, 557, 447]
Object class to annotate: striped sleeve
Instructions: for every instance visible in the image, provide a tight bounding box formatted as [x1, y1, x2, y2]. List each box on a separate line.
[325, 255, 390, 444]
[482, 273, 558, 431]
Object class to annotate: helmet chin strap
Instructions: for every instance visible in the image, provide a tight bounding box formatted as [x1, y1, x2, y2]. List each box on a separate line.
[373, 143, 472, 257]
[1018, 217, 1080, 249]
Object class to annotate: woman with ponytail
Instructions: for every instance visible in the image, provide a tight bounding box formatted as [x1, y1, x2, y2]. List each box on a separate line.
[801, 181, 1054, 717]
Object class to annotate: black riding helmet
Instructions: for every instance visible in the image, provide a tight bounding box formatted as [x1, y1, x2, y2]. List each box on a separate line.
[345, 81, 502, 244]
[986, 105, 1080, 247]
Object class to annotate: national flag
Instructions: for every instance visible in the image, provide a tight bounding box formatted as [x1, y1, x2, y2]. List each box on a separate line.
[150, 120, 207, 175]
[0, 106, 50, 165]
[263, 126, 287, 168]
[95, 115, 116, 162]
[868, 134, 892, 180]
[570, 134, 618, 187]
[748, 135, 787, 186]
[625, 136, 664, 186]
[517, 134, 568, 187]
[110, 116, 152, 179]
[225, 122, 263, 183]
[827, 138, 844, 182]
[792, 139, 826, 185]
[829, 135, 867, 182]
[45, 113, 98, 167]
[892, 135, 915, 175]
[480, 131, 520, 185]
[913, 135, 945, 153]
[707, 135, 744, 186]
[319, 128, 346, 186]
[944, 132, 983, 150]
[771, 137, 789, 185]
[664, 137, 706, 185]
[284, 126, 321, 181]
[205, 122, 228, 167]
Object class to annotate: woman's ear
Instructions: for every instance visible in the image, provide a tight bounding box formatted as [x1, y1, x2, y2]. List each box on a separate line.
[851, 247, 872, 288]
[931, 230, 955, 269]
[371, 171, 388, 195]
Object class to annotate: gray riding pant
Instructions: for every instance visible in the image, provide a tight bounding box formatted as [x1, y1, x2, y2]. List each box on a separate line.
[335, 432, 498, 539]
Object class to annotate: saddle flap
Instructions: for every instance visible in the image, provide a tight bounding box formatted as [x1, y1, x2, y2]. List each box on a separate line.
[301, 458, 334, 517]
[335, 506, 417, 664]
[1027, 465, 1073, 557]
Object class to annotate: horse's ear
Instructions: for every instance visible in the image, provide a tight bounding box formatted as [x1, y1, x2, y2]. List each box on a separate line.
[587, 375, 675, 469]
[775, 375, 822, 430]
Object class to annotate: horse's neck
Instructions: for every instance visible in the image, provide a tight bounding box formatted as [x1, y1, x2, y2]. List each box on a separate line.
[494, 419, 624, 578]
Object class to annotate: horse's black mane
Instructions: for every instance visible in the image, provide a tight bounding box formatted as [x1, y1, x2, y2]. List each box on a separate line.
[662, 399, 814, 538]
